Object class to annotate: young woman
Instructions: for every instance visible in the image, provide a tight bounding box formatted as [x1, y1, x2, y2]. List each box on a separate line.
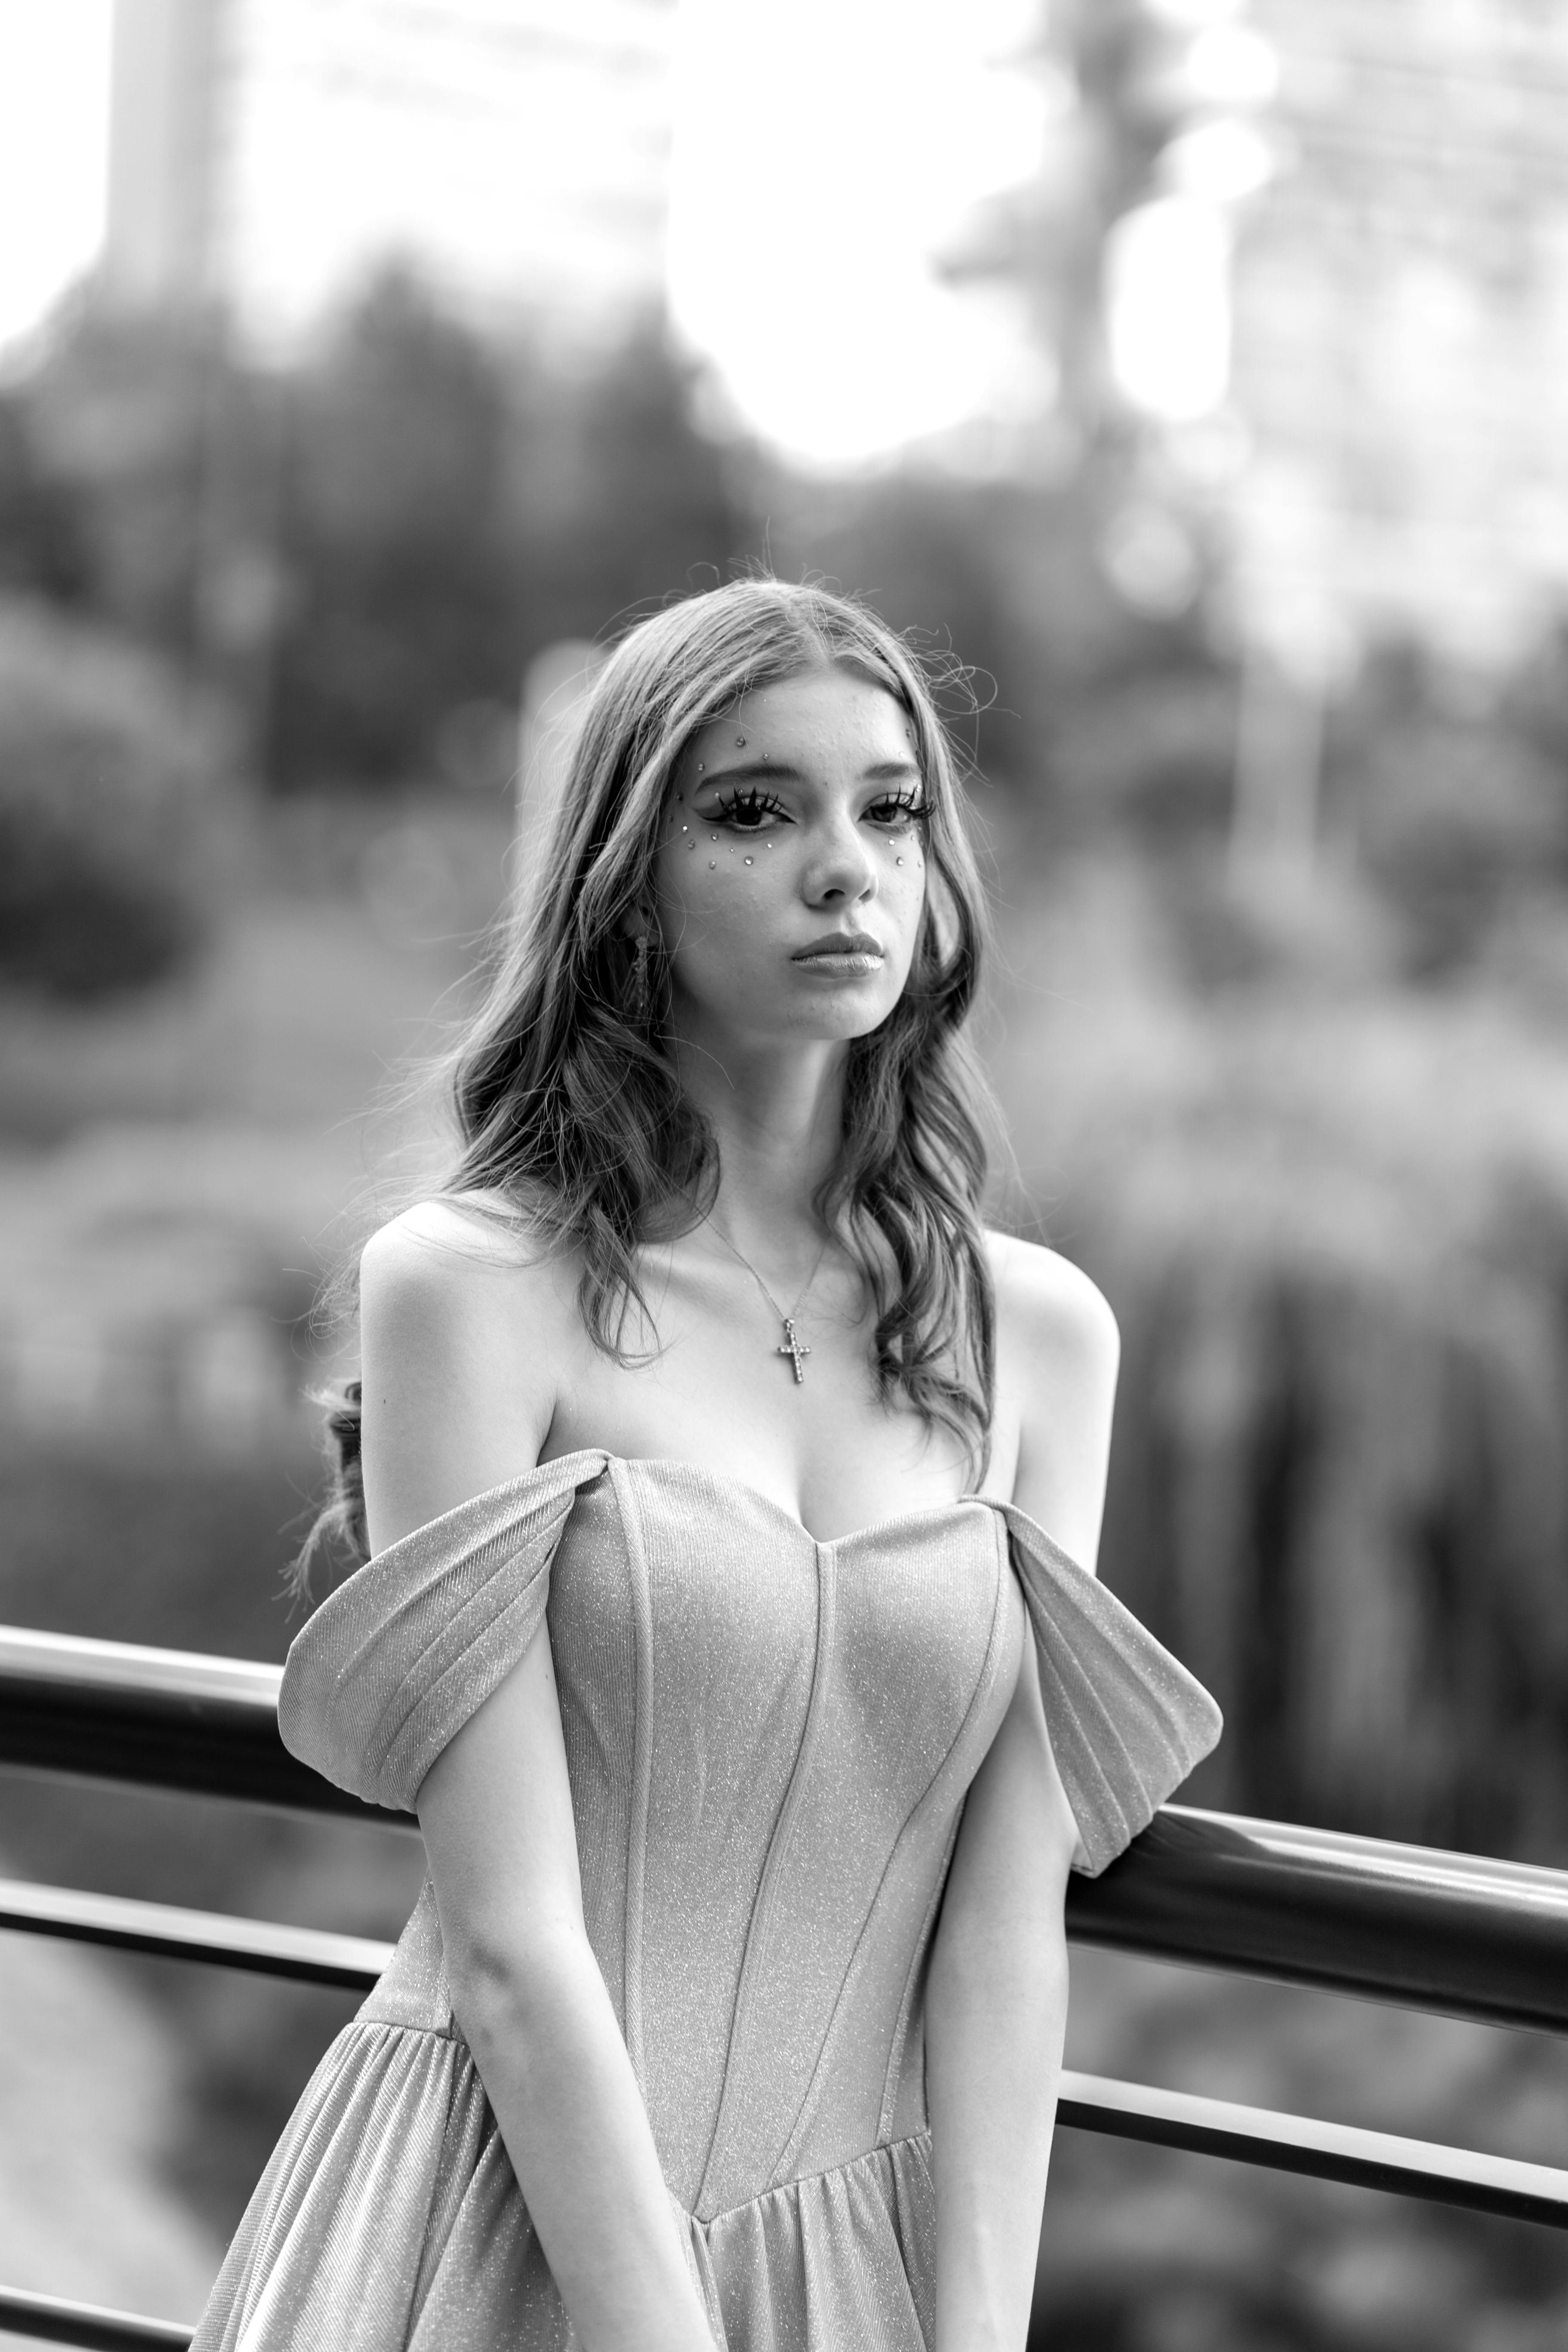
[193, 579, 1219, 2352]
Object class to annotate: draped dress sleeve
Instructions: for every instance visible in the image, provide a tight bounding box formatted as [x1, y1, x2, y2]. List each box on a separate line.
[997, 1501, 1223, 1876]
[278, 1448, 612, 1813]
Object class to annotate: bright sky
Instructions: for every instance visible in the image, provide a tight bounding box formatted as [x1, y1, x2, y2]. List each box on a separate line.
[0, 0, 1165, 467]
[667, 0, 1056, 467]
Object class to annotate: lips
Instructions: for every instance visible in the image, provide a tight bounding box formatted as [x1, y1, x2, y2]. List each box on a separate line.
[791, 931, 885, 962]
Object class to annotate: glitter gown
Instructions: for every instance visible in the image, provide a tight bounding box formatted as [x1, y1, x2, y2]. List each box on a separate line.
[191, 1450, 1220, 2352]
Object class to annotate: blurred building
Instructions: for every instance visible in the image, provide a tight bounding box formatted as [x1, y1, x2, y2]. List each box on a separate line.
[1230, 0, 1568, 680]
[104, 0, 676, 334]
[104, 0, 229, 311]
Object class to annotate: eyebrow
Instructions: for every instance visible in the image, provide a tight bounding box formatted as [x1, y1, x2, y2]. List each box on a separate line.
[692, 757, 924, 790]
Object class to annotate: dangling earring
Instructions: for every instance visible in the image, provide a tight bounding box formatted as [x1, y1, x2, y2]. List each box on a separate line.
[631, 931, 650, 1025]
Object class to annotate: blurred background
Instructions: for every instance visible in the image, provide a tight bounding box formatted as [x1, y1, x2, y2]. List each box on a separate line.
[3, 0, 1568, 2343]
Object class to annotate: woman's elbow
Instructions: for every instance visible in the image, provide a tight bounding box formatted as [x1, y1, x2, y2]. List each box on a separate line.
[444, 1908, 597, 2058]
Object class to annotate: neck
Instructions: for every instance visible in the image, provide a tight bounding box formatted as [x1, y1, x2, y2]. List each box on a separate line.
[668, 1023, 848, 1257]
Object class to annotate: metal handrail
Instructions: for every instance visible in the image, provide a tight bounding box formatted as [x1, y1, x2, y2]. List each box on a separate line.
[0, 1624, 368, 1820]
[0, 1875, 396, 1990]
[6, 1621, 1568, 2347]
[6, 1868, 1568, 2233]
[0, 2285, 190, 2350]
[6, 1623, 1568, 2033]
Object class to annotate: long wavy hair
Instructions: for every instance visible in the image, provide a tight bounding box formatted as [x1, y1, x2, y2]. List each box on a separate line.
[308, 578, 1000, 1572]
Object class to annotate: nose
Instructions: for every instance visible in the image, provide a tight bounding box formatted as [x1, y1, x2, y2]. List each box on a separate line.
[805, 812, 878, 908]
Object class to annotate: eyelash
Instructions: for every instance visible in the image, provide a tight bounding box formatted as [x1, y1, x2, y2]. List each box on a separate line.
[707, 788, 928, 832]
[711, 788, 786, 830]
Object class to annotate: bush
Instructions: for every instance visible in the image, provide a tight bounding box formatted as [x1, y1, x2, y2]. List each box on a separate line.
[0, 598, 232, 999]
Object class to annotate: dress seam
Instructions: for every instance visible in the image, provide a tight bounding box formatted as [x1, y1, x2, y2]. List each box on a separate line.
[877, 1522, 1016, 2142]
[772, 1523, 1019, 2183]
[612, 1458, 657, 2093]
[694, 1541, 837, 2213]
[337, 2015, 463, 2047]
[695, 2127, 932, 2228]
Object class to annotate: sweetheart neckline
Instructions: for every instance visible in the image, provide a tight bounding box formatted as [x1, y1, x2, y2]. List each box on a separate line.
[519, 1446, 1093, 1567]
[362, 1447, 1087, 1577]
[581, 1449, 998, 1553]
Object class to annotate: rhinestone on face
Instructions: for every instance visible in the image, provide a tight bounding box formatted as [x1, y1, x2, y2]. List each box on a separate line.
[744, 856, 753, 866]
[708, 860, 716, 869]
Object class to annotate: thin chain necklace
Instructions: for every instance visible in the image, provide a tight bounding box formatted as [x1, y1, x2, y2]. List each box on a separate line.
[706, 1220, 830, 1385]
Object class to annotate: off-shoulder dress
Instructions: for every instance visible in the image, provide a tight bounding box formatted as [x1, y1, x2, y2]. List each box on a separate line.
[191, 1449, 1220, 2352]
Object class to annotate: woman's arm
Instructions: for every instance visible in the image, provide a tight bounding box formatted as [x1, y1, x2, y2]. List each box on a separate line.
[360, 1209, 714, 2352]
[925, 1638, 1077, 2352]
[925, 1238, 1121, 2352]
[416, 1638, 714, 2352]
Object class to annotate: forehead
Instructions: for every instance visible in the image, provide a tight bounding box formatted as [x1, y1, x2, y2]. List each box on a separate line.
[683, 665, 915, 769]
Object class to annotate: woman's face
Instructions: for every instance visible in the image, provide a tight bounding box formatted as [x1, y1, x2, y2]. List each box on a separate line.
[651, 664, 929, 1052]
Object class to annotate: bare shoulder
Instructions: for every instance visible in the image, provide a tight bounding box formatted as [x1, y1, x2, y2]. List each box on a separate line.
[361, 1190, 557, 1295]
[986, 1231, 1119, 1378]
[985, 1232, 1120, 1569]
[358, 1194, 581, 1548]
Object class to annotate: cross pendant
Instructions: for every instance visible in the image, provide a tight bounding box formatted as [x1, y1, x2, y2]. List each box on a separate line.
[776, 1317, 811, 1384]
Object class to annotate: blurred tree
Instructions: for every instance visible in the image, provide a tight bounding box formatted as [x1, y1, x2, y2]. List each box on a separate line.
[10, 278, 752, 793]
[268, 279, 750, 788]
[1328, 641, 1567, 976]
[510, 314, 747, 652]
[23, 311, 223, 654]
[0, 392, 90, 603]
[0, 598, 231, 999]
[1501, 615, 1568, 818]
[267, 270, 523, 787]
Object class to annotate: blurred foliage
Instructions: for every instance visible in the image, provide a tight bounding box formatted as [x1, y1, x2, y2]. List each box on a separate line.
[17, 308, 244, 652]
[266, 271, 524, 784]
[0, 388, 90, 603]
[1327, 642, 1568, 977]
[992, 846, 1568, 1859]
[0, 597, 232, 999]
[5, 276, 749, 791]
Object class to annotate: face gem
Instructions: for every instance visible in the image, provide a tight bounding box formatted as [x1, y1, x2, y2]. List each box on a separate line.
[744, 856, 753, 866]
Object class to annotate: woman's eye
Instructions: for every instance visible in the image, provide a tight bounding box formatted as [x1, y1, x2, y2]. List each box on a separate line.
[711, 788, 788, 831]
[866, 792, 926, 830]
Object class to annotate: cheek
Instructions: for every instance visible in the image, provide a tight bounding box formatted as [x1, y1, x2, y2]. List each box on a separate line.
[876, 830, 928, 904]
[656, 828, 787, 943]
